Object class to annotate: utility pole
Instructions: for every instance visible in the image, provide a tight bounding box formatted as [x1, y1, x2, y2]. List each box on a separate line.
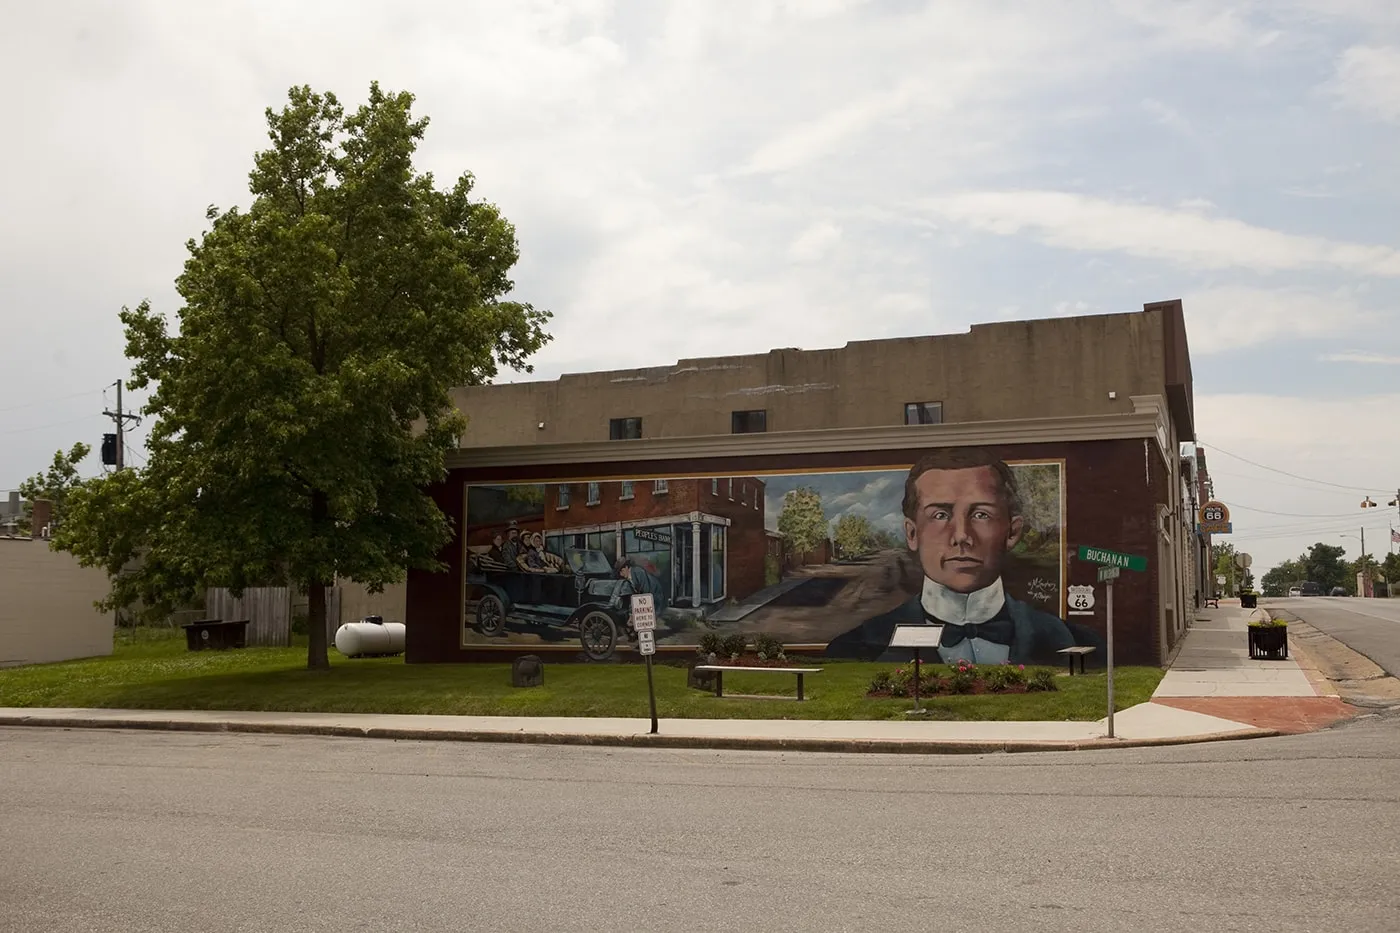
[103, 380, 140, 471]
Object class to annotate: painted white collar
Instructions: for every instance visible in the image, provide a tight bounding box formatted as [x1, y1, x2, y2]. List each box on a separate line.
[920, 576, 1006, 625]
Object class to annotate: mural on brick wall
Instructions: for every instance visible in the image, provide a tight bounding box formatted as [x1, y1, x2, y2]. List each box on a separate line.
[461, 448, 1106, 663]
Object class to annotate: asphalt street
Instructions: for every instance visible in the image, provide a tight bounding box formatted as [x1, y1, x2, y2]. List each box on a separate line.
[3, 720, 1399, 933]
[1269, 596, 1400, 677]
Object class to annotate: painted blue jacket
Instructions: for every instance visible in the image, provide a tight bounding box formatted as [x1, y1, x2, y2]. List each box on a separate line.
[823, 593, 1103, 665]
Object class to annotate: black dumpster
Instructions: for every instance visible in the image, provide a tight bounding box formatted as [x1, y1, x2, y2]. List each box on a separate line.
[180, 619, 250, 651]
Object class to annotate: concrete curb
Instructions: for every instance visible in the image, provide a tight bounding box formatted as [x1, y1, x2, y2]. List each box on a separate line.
[0, 713, 1283, 755]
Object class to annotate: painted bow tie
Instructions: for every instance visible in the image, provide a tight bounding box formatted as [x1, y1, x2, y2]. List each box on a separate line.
[935, 618, 1016, 648]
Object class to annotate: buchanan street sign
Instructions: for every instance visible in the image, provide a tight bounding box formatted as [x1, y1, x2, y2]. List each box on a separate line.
[1077, 545, 1147, 573]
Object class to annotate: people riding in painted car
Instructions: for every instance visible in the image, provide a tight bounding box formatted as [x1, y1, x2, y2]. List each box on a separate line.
[824, 449, 1104, 665]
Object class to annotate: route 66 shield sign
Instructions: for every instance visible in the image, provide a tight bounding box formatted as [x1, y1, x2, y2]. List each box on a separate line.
[1067, 584, 1096, 616]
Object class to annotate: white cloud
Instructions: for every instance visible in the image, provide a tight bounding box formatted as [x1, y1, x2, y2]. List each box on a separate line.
[1328, 45, 1400, 122]
[1320, 351, 1400, 364]
[923, 191, 1400, 276]
[787, 221, 843, 263]
[1181, 286, 1383, 352]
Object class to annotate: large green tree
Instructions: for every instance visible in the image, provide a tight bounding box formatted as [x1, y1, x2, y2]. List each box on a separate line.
[55, 83, 550, 669]
[1260, 559, 1303, 597]
[1302, 542, 1349, 594]
[16, 443, 90, 535]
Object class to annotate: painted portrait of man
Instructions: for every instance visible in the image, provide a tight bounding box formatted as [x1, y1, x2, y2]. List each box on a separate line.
[824, 448, 1102, 664]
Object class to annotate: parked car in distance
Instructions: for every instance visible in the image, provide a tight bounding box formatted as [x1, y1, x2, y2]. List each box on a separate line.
[1329, 587, 1349, 597]
[1288, 587, 1302, 597]
[1299, 581, 1323, 596]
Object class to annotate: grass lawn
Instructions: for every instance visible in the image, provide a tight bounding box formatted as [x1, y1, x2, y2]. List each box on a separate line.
[0, 627, 1164, 722]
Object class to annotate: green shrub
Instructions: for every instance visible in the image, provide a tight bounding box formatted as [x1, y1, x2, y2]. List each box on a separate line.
[983, 663, 1028, 692]
[948, 662, 977, 694]
[868, 671, 892, 692]
[1248, 617, 1286, 629]
[753, 633, 783, 660]
[697, 633, 723, 657]
[719, 634, 747, 660]
[1027, 668, 1058, 692]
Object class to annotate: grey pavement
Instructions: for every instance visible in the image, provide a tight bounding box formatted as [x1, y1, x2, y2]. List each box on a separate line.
[1268, 596, 1400, 678]
[1154, 604, 1317, 698]
[3, 719, 1398, 933]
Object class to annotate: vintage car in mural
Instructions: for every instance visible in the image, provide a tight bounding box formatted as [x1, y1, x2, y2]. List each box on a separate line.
[466, 547, 635, 660]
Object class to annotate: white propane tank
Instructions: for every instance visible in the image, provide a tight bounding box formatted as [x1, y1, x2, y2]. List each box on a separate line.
[334, 616, 407, 658]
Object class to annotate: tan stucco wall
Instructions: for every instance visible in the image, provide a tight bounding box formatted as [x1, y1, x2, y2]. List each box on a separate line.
[453, 308, 1170, 448]
[0, 539, 113, 667]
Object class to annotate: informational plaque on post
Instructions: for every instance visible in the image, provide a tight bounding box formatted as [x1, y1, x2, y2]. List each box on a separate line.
[888, 624, 943, 649]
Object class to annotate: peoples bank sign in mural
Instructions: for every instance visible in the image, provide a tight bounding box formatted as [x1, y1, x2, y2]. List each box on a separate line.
[461, 449, 1105, 665]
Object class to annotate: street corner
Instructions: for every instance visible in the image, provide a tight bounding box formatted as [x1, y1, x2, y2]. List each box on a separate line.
[1150, 696, 1363, 735]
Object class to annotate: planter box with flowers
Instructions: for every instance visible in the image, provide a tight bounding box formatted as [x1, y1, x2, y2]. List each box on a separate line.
[866, 661, 1059, 698]
[1247, 617, 1288, 660]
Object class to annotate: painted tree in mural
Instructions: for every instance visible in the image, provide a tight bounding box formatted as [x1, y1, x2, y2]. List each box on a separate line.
[53, 83, 551, 670]
[16, 442, 90, 534]
[1015, 464, 1061, 532]
[778, 486, 827, 556]
[833, 514, 877, 559]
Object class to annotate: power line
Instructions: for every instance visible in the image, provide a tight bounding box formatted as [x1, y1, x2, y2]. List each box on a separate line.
[1228, 502, 1363, 519]
[1201, 441, 1385, 495]
[0, 387, 107, 416]
[0, 414, 105, 436]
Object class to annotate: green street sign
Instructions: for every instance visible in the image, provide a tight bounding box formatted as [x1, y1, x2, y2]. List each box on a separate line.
[1078, 545, 1147, 573]
[1097, 565, 1121, 583]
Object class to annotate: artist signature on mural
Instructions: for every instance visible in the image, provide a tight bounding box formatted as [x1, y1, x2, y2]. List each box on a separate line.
[1025, 577, 1057, 603]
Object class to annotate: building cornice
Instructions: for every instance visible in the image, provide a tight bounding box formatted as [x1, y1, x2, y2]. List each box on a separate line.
[446, 407, 1171, 470]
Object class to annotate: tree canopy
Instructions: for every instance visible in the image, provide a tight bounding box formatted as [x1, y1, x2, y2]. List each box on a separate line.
[16, 443, 90, 535]
[54, 83, 550, 669]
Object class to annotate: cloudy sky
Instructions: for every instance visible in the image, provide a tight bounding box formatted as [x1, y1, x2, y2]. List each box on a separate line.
[3, 0, 1398, 573]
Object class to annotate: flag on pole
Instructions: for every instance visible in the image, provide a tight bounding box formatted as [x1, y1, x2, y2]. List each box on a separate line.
[1392, 527, 1400, 545]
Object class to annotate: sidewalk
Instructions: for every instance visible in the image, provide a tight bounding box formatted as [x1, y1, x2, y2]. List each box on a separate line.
[0, 702, 1273, 754]
[1149, 603, 1361, 734]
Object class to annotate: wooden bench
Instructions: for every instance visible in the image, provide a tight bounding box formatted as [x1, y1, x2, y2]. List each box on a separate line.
[1056, 646, 1095, 675]
[691, 665, 823, 701]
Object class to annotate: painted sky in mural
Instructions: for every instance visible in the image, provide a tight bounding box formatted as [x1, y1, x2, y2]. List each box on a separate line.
[460, 453, 1089, 665]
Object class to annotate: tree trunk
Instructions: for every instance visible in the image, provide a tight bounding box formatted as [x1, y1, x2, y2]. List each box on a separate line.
[307, 579, 330, 670]
[307, 487, 332, 670]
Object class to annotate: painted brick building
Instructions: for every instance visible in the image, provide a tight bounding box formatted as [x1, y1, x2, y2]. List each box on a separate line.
[409, 299, 1209, 667]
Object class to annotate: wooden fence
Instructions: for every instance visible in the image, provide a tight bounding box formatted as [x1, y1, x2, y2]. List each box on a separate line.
[204, 586, 342, 647]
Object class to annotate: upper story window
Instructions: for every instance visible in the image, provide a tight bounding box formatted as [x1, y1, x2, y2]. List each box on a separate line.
[711, 478, 719, 495]
[556, 485, 571, 509]
[728, 478, 734, 500]
[620, 481, 634, 500]
[653, 479, 669, 495]
[731, 409, 767, 434]
[609, 417, 643, 440]
[904, 402, 943, 425]
[587, 482, 601, 506]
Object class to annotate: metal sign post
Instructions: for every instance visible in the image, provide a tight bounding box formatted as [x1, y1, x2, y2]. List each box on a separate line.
[631, 594, 658, 735]
[888, 625, 943, 717]
[1083, 555, 1136, 740]
[1099, 566, 1118, 738]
